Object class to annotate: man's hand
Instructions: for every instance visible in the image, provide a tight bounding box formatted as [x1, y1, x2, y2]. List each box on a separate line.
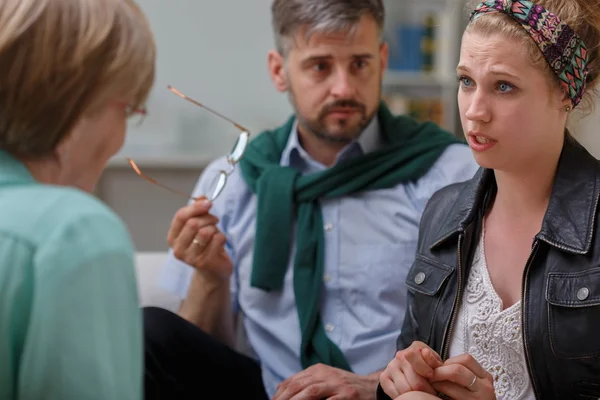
[170, 199, 236, 343]
[167, 198, 233, 280]
[272, 364, 379, 400]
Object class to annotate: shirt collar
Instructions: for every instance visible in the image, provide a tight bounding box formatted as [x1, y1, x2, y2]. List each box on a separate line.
[0, 150, 36, 186]
[279, 115, 382, 168]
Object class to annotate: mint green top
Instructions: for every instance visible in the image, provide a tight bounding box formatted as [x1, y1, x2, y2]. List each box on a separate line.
[0, 150, 142, 400]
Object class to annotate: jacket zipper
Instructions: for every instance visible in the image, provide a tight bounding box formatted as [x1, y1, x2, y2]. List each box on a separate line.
[439, 234, 540, 399]
[521, 191, 599, 397]
[521, 240, 540, 399]
[440, 234, 463, 360]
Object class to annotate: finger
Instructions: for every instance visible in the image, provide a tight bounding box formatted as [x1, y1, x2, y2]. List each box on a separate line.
[206, 234, 229, 267]
[189, 229, 224, 269]
[176, 214, 219, 246]
[167, 200, 215, 244]
[274, 374, 320, 400]
[173, 200, 215, 231]
[272, 382, 289, 400]
[272, 383, 285, 400]
[189, 198, 213, 215]
[421, 348, 443, 369]
[171, 220, 200, 258]
[290, 382, 333, 400]
[430, 364, 476, 388]
[444, 354, 488, 379]
[326, 392, 362, 400]
[401, 362, 437, 395]
[179, 218, 213, 245]
[274, 371, 301, 398]
[403, 348, 436, 379]
[193, 225, 218, 248]
[432, 381, 472, 400]
[387, 367, 412, 397]
[281, 363, 327, 387]
[206, 232, 227, 255]
[379, 375, 401, 399]
[273, 380, 309, 400]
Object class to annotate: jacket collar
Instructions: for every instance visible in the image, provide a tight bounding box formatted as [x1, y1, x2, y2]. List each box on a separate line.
[431, 136, 600, 254]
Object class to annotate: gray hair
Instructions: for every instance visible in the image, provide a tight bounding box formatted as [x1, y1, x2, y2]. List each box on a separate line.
[271, 0, 385, 56]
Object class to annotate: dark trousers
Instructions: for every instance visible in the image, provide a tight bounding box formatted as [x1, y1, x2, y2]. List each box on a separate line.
[143, 307, 269, 400]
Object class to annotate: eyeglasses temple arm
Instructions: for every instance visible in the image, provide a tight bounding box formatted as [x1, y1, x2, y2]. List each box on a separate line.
[167, 85, 249, 132]
[127, 158, 201, 202]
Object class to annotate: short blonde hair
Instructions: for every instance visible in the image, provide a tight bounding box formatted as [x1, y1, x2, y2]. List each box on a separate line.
[0, 0, 156, 157]
[466, 0, 600, 113]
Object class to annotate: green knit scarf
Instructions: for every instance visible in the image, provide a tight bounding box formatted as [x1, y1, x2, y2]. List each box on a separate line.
[239, 102, 462, 370]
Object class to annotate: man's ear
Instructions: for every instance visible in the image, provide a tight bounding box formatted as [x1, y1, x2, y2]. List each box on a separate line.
[268, 49, 287, 92]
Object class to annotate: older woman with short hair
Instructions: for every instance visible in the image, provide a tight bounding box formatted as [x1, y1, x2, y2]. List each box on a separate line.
[0, 0, 155, 399]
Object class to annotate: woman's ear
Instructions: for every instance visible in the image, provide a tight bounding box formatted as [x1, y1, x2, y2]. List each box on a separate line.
[54, 117, 87, 167]
[563, 95, 573, 113]
[557, 88, 573, 112]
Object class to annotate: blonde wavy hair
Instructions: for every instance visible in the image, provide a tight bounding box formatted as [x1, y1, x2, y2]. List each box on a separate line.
[466, 0, 600, 113]
[0, 0, 156, 157]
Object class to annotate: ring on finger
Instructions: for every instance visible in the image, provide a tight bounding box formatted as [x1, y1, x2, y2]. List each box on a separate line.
[192, 238, 206, 246]
[466, 375, 477, 391]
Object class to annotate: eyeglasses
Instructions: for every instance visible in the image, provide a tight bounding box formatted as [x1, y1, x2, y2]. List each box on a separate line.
[127, 85, 251, 202]
[114, 102, 147, 117]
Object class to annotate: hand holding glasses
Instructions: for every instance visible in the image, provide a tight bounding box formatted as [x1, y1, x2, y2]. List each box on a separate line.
[128, 85, 250, 202]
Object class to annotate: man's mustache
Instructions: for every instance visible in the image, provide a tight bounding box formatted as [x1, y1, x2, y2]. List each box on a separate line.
[320, 100, 366, 116]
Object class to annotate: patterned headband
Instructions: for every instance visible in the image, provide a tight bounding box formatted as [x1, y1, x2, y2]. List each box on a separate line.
[470, 0, 590, 107]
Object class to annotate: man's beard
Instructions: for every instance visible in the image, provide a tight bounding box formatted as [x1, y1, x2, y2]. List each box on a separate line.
[288, 86, 380, 145]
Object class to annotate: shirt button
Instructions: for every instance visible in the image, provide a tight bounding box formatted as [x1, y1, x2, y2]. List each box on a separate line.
[414, 272, 426, 285]
[577, 287, 590, 301]
[324, 223, 333, 232]
[325, 323, 335, 332]
[323, 274, 332, 283]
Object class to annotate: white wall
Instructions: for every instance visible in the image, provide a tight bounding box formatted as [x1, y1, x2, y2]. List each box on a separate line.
[123, 0, 292, 158]
[109, 0, 600, 251]
[123, 0, 599, 159]
[110, 0, 466, 251]
[107, 0, 299, 251]
[121, 0, 464, 160]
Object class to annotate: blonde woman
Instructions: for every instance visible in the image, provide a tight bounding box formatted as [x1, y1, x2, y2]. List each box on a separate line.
[378, 0, 600, 399]
[0, 1, 155, 399]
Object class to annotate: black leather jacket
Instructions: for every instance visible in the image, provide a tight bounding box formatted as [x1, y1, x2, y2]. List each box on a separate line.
[377, 137, 600, 400]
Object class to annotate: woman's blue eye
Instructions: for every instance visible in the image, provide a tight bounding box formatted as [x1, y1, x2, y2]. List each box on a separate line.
[460, 77, 472, 87]
[498, 82, 514, 92]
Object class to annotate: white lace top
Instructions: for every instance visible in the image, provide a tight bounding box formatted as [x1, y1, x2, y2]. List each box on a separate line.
[447, 230, 536, 400]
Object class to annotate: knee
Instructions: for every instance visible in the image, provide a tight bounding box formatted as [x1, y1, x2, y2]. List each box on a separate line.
[143, 306, 181, 344]
[143, 306, 178, 328]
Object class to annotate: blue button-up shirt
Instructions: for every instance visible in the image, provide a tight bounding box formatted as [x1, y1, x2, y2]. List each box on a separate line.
[160, 117, 479, 397]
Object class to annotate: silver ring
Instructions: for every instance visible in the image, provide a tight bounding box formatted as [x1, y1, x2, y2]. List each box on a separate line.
[192, 238, 204, 246]
[467, 375, 477, 390]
